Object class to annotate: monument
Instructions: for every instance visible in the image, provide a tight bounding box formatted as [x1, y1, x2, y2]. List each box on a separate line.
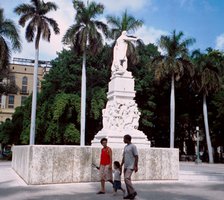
[11, 31, 179, 185]
[91, 31, 150, 147]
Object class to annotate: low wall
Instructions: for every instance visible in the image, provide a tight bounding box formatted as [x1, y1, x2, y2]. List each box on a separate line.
[12, 145, 179, 185]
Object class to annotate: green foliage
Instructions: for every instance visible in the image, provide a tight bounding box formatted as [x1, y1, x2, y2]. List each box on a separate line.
[0, 119, 12, 144]
[106, 10, 143, 40]
[213, 89, 224, 119]
[0, 8, 21, 94]
[192, 49, 224, 96]
[1, 15, 224, 151]
[0, 8, 21, 70]
[62, 0, 108, 55]
[64, 123, 80, 143]
[90, 87, 107, 120]
[14, 0, 59, 49]
[153, 30, 195, 82]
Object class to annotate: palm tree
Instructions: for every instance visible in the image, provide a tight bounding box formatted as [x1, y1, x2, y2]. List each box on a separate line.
[0, 8, 21, 82]
[152, 30, 195, 148]
[107, 10, 143, 64]
[14, 0, 60, 145]
[106, 10, 143, 39]
[62, 0, 108, 146]
[192, 49, 224, 163]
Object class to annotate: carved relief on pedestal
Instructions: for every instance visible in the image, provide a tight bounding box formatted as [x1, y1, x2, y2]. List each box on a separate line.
[102, 100, 140, 130]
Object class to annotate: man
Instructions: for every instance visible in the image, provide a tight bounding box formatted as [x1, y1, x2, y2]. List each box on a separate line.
[121, 134, 138, 199]
[97, 138, 113, 194]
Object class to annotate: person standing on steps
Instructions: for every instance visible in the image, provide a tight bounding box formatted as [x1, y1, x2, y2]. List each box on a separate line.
[97, 138, 113, 194]
[121, 134, 138, 199]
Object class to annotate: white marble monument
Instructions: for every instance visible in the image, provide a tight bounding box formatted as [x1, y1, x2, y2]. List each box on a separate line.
[12, 33, 179, 185]
[91, 31, 150, 147]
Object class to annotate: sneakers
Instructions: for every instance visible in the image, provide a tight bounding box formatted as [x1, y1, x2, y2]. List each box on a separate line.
[130, 192, 137, 199]
[123, 195, 131, 199]
[96, 191, 105, 194]
[123, 192, 137, 199]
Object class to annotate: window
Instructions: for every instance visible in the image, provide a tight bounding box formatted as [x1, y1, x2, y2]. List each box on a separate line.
[37, 78, 41, 92]
[0, 95, 6, 109]
[21, 85, 27, 93]
[21, 76, 28, 94]
[10, 75, 15, 84]
[22, 77, 28, 85]
[21, 96, 27, 105]
[8, 95, 14, 108]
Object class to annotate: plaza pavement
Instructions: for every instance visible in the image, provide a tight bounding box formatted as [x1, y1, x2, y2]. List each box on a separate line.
[0, 161, 224, 200]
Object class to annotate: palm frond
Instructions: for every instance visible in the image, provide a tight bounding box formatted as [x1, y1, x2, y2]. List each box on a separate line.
[43, 17, 60, 34]
[14, 4, 35, 15]
[1, 20, 21, 51]
[94, 20, 108, 38]
[18, 13, 34, 27]
[62, 24, 84, 45]
[63, 0, 106, 54]
[42, 1, 58, 14]
[0, 8, 21, 71]
[25, 17, 37, 42]
[0, 36, 10, 69]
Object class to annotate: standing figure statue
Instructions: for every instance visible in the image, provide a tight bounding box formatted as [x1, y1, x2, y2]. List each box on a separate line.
[111, 31, 138, 75]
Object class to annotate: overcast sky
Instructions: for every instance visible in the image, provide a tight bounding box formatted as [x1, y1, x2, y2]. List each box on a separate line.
[1, 0, 224, 61]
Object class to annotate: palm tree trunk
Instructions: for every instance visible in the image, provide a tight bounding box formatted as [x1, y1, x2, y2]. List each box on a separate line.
[29, 47, 39, 145]
[203, 94, 214, 163]
[80, 49, 87, 146]
[170, 74, 175, 148]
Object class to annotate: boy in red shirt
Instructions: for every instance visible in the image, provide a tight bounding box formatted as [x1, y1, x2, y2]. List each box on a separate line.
[97, 138, 113, 194]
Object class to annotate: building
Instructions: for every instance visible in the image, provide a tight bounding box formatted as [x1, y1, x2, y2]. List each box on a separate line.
[0, 58, 51, 122]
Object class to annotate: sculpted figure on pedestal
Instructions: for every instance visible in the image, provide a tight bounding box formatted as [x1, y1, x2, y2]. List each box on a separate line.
[111, 31, 138, 75]
[102, 100, 140, 130]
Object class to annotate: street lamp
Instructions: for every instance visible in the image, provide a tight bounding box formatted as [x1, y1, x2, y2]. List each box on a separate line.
[195, 126, 202, 164]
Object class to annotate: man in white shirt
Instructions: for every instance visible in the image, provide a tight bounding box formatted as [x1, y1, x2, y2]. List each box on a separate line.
[121, 134, 138, 199]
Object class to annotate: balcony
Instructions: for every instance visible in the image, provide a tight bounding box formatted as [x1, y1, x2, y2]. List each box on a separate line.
[20, 89, 29, 95]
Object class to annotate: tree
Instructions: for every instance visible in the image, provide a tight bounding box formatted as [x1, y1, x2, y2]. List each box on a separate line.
[192, 49, 224, 163]
[212, 88, 224, 151]
[0, 8, 21, 93]
[14, 0, 60, 144]
[106, 10, 143, 39]
[62, 0, 108, 146]
[152, 30, 195, 148]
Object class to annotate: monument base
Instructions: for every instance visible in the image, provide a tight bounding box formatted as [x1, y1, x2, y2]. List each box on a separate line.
[91, 129, 150, 148]
[12, 145, 179, 185]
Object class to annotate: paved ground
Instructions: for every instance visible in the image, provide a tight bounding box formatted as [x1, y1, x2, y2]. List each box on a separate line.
[0, 161, 224, 200]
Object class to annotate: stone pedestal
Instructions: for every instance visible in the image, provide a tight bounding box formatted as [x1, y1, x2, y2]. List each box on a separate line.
[91, 71, 150, 147]
[12, 145, 179, 185]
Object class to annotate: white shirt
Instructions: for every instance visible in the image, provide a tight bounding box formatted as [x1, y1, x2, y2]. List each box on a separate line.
[123, 143, 138, 169]
[113, 169, 121, 181]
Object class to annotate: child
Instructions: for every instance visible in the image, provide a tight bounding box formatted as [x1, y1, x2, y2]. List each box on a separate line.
[113, 161, 126, 196]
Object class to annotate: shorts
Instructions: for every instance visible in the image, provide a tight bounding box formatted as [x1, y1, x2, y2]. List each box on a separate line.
[113, 180, 122, 191]
[99, 165, 112, 181]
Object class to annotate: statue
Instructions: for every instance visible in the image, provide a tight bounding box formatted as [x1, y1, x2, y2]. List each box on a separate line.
[92, 32, 150, 147]
[111, 31, 138, 75]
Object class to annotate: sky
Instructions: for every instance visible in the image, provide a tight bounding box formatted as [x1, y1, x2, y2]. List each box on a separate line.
[1, 0, 224, 61]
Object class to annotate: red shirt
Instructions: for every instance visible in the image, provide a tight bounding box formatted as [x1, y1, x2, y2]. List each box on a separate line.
[100, 147, 111, 165]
